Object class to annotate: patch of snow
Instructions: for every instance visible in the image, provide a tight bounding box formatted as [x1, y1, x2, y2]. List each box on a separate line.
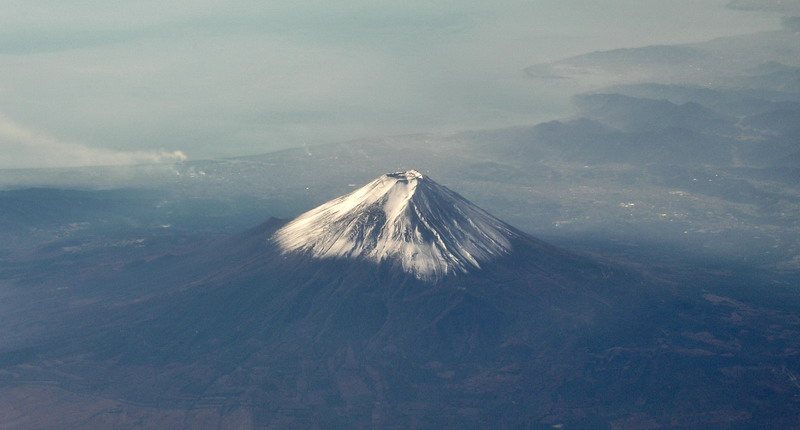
[272, 170, 517, 280]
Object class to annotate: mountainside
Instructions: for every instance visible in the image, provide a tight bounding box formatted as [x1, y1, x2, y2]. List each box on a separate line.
[274, 170, 520, 280]
[524, 28, 800, 87]
[0, 171, 647, 429]
[2, 172, 800, 429]
[2, 19, 800, 428]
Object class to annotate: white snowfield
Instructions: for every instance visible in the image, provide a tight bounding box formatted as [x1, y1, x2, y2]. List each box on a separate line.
[272, 170, 518, 280]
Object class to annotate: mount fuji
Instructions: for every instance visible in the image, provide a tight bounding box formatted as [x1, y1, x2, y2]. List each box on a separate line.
[273, 170, 519, 280]
[9, 170, 751, 430]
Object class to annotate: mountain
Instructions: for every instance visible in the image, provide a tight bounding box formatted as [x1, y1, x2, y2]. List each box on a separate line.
[0, 171, 644, 429]
[524, 29, 800, 88]
[524, 45, 708, 82]
[2, 171, 800, 428]
[526, 117, 735, 166]
[273, 170, 521, 281]
[572, 93, 736, 135]
[3, 19, 800, 428]
[597, 82, 800, 117]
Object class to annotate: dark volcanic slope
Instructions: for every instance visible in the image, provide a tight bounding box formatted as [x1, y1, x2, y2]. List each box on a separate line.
[1, 173, 800, 429]
[62, 222, 639, 429]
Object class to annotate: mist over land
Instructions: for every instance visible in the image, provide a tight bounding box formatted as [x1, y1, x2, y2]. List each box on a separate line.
[1, 1, 800, 428]
[4, 15, 798, 268]
[0, 0, 788, 167]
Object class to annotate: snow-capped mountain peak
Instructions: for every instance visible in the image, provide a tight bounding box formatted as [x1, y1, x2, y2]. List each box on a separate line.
[272, 170, 518, 280]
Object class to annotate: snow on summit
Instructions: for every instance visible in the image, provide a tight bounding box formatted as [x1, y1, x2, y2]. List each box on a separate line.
[272, 170, 518, 280]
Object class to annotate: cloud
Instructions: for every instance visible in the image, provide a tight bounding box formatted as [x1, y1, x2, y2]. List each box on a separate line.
[0, 116, 187, 169]
[0, 1, 785, 163]
[783, 16, 800, 31]
[727, 0, 800, 15]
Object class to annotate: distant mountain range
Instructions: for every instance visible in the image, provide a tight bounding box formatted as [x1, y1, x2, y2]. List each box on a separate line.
[524, 26, 800, 88]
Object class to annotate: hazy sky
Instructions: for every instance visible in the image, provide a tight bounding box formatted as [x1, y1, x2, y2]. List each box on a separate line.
[0, 0, 786, 168]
